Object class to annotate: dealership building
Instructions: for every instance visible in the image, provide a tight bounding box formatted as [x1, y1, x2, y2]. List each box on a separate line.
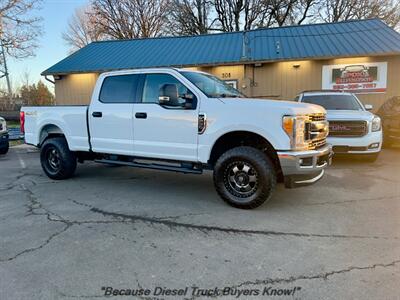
[42, 19, 400, 110]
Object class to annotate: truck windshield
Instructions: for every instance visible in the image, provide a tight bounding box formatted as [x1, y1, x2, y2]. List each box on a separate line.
[180, 71, 243, 98]
[302, 95, 363, 111]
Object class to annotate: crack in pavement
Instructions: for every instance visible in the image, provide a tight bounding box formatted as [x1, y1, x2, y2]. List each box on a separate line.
[303, 195, 400, 206]
[89, 207, 399, 240]
[0, 223, 71, 262]
[0, 184, 73, 263]
[185, 259, 400, 299]
[2, 178, 398, 265]
[235, 259, 400, 286]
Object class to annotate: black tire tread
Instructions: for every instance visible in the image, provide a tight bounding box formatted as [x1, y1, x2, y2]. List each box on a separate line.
[40, 137, 77, 180]
[213, 146, 276, 209]
[0, 143, 9, 155]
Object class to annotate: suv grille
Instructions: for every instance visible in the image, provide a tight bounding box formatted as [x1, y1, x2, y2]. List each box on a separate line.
[307, 114, 328, 149]
[329, 121, 368, 137]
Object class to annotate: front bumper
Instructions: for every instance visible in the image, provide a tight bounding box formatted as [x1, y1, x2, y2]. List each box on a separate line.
[328, 130, 382, 154]
[277, 144, 333, 188]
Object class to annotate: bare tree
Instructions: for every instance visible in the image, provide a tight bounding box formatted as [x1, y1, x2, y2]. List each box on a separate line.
[0, 0, 42, 58]
[168, 0, 212, 35]
[89, 0, 170, 39]
[63, 6, 106, 52]
[292, 0, 320, 25]
[321, 0, 400, 28]
[322, 0, 357, 22]
[213, 0, 269, 31]
[351, 0, 400, 29]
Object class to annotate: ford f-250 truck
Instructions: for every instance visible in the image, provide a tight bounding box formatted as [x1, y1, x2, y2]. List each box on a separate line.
[21, 68, 332, 209]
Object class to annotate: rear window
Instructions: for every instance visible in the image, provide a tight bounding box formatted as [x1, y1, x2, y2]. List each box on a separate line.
[302, 94, 363, 111]
[99, 75, 139, 103]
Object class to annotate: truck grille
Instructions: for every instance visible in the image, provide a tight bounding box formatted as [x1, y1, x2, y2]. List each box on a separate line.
[309, 138, 326, 150]
[307, 114, 328, 150]
[329, 121, 368, 137]
[309, 113, 326, 122]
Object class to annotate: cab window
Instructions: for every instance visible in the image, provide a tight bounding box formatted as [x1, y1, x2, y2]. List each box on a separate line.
[141, 74, 195, 108]
[99, 74, 139, 103]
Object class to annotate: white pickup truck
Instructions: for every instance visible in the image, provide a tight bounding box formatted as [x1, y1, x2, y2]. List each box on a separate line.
[21, 68, 332, 209]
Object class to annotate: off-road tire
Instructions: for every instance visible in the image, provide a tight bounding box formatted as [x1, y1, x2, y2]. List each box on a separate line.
[0, 142, 9, 155]
[40, 137, 77, 180]
[213, 146, 276, 209]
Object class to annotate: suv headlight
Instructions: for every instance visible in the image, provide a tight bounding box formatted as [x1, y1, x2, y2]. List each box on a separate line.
[371, 116, 381, 132]
[0, 118, 6, 133]
[282, 115, 309, 151]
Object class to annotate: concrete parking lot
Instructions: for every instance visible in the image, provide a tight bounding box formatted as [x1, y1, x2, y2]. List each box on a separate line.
[0, 145, 399, 299]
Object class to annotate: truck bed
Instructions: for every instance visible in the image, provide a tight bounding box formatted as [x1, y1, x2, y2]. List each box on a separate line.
[22, 106, 90, 151]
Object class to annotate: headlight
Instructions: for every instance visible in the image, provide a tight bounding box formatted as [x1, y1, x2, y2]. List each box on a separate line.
[282, 115, 309, 151]
[0, 118, 6, 133]
[371, 116, 381, 132]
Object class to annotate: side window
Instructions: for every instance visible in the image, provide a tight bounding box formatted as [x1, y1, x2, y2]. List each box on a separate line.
[99, 74, 138, 103]
[142, 74, 194, 108]
[294, 95, 300, 102]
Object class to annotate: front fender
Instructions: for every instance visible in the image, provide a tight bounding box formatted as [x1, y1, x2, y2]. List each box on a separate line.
[198, 124, 290, 164]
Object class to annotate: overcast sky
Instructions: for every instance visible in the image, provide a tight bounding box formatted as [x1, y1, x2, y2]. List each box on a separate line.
[7, 0, 88, 91]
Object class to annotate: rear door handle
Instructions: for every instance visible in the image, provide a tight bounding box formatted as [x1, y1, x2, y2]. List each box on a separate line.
[135, 112, 147, 119]
[92, 111, 102, 118]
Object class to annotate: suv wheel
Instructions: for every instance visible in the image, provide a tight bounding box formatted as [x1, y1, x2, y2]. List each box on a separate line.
[213, 146, 276, 209]
[0, 142, 9, 155]
[40, 137, 77, 180]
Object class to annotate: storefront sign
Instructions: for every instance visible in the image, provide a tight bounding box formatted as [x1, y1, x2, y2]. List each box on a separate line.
[322, 62, 387, 93]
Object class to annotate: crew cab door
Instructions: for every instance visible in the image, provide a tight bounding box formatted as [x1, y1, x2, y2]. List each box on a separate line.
[89, 74, 140, 155]
[132, 72, 199, 162]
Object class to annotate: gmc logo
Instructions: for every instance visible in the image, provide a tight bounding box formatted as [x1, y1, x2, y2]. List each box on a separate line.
[330, 125, 351, 131]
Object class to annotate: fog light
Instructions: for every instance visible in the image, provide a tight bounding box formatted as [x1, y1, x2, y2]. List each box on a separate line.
[368, 143, 379, 149]
[299, 157, 313, 166]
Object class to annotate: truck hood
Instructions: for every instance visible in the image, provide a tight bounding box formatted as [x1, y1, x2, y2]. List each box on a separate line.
[220, 97, 325, 115]
[326, 110, 375, 121]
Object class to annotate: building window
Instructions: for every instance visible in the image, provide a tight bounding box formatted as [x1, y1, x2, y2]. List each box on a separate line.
[223, 80, 238, 89]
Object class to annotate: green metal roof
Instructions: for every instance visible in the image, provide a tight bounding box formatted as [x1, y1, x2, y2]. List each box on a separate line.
[42, 19, 400, 76]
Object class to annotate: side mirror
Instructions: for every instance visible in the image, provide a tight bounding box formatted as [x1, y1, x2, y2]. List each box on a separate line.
[159, 84, 180, 107]
[365, 104, 373, 111]
[158, 96, 170, 105]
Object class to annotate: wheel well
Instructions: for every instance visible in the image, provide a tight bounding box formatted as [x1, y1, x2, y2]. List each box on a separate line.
[39, 124, 65, 146]
[209, 131, 283, 180]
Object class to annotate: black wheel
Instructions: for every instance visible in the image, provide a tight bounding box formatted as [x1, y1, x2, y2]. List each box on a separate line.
[213, 146, 276, 209]
[0, 142, 9, 155]
[40, 137, 77, 180]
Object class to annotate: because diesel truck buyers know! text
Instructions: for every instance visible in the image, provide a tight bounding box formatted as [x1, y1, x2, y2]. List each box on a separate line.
[21, 68, 332, 209]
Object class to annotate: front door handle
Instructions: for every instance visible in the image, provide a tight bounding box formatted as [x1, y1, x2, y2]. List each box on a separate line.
[92, 111, 102, 118]
[135, 112, 147, 119]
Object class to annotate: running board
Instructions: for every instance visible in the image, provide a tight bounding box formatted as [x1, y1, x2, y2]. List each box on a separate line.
[95, 159, 203, 174]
